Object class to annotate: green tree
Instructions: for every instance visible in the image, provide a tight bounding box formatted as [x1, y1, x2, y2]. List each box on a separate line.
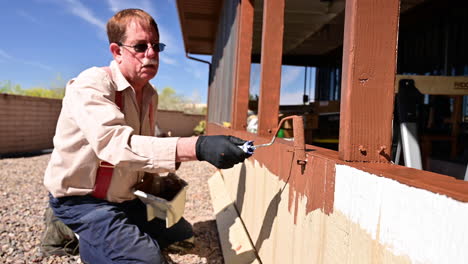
[50, 73, 66, 98]
[157, 87, 186, 111]
[0, 76, 65, 99]
[157, 87, 207, 115]
[0, 81, 22, 94]
[23, 87, 63, 99]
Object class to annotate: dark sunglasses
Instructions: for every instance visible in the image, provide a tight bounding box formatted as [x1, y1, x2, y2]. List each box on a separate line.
[117, 42, 166, 53]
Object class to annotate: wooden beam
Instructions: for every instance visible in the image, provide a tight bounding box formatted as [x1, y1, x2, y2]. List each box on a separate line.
[232, 0, 254, 130]
[339, 0, 400, 162]
[258, 0, 285, 136]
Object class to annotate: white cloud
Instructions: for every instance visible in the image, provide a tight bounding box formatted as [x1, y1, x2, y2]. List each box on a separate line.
[160, 54, 177, 66]
[0, 48, 54, 72]
[182, 58, 210, 80]
[63, 0, 106, 31]
[249, 64, 261, 95]
[157, 26, 180, 54]
[280, 91, 304, 105]
[248, 65, 312, 104]
[22, 61, 54, 72]
[185, 65, 204, 80]
[281, 66, 303, 88]
[250, 83, 259, 97]
[17, 10, 40, 24]
[280, 67, 307, 104]
[155, 30, 180, 66]
[107, 0, 156, 18]
[0, 49, 14, 60]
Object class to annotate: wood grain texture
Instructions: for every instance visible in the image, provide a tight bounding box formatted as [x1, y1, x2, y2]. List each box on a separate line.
[258, 0, 285, 136]
[232, 0, 254, 130]
[339, 0, 400, 162]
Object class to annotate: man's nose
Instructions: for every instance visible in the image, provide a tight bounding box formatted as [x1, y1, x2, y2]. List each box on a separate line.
[145, 44, 157, 58]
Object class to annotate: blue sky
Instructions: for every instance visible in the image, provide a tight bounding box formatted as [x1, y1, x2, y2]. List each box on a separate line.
[0, 0, 313, 104]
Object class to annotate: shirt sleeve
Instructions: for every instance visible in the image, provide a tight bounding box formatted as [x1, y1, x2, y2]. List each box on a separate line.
[63, 68, 178, 172]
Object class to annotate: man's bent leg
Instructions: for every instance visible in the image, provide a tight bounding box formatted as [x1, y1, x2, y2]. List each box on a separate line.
[122, 199, 194, 249]
[49, 194, 164, 264]
[146, 217, 195, 250]
[40, 206, 79, 256]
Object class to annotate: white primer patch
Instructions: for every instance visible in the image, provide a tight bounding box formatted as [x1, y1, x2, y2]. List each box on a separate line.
[335, 164, 468, 264]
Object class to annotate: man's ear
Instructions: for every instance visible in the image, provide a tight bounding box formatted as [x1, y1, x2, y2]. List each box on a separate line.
[110, 43, 123, 63]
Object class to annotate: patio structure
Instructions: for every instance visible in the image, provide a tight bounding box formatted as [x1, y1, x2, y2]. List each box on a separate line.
[177, 0, 468, 263]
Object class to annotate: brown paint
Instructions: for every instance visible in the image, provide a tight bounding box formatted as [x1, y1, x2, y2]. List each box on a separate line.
[208, 123, 336, 220]
[257, 0, 284, 137]
[357, 163, 468, 200]
[207, 123, 468, 224]
[292, 116, 306, 165]
[339, 0, 400, 162]
[231, 0, 254, 131]
[302, 156, 328, 217]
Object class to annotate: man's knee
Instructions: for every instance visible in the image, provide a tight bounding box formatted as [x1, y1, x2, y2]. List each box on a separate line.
[79, 234, 164, 264]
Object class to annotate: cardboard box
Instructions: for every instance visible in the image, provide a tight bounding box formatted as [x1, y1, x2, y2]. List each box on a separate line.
[134, 173, 188, 228]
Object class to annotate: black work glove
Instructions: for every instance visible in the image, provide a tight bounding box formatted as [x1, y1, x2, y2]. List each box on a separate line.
[196, 135, 251, 169]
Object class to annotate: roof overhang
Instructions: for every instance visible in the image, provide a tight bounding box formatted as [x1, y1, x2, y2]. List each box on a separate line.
[176, 0, 427, 64]
[176, 0, 222, 55]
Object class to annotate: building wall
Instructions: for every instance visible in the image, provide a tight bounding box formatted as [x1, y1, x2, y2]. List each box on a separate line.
[0, 93, 62, 154]
[156, 109, 205, 137]
[0, 94, 204, 155]
[208, 124, 468, 264]
[208, 0, 239, 124]
[218, 158, 468, 264]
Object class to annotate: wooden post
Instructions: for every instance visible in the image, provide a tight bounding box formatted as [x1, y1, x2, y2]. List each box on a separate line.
[339, 0, 400, 162]
[232, 0, 254, 131]
[258, 0, 285, 137]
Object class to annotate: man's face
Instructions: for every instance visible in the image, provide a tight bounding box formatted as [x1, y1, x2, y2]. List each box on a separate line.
[118, 20, 159, 88]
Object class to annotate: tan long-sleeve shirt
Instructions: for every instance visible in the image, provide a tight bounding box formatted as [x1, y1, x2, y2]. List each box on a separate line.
[44, 61, 179, 202]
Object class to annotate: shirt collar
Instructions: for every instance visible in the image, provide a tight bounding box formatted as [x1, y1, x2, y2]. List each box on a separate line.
[109, 60, 156, 97]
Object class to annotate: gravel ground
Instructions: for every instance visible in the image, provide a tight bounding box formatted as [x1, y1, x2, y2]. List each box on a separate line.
[0, 154, 223, 264]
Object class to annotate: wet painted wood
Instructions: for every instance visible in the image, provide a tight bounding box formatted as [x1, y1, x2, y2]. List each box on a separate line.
[258, 0, 285, 137]
[339, 0, 400, 162]
[232, 0, 254, 131]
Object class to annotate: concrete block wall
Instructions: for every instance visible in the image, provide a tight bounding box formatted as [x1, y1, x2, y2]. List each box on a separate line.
[0, 93, 62, 154]
[0, 93, 205, 155]
[156, 109, 205, 137]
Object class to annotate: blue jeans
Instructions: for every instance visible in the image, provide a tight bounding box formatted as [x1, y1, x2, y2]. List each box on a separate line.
[49, 193, 193, 264]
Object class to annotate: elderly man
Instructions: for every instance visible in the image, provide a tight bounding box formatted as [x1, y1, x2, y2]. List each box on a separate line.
[43, 8, 249, 263]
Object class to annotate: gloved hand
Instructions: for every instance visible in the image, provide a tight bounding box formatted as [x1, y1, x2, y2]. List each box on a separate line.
[196, 135, 251, 169]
